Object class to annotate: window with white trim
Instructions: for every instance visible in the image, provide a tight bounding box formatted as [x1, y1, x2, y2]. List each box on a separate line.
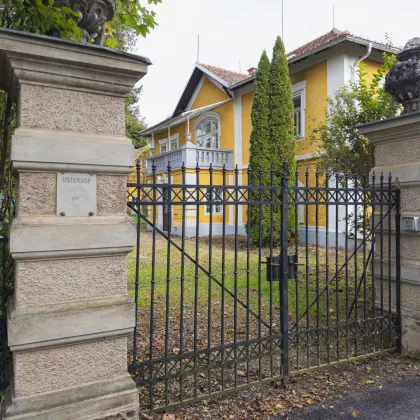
[293, 96, 303, 138]
[292, 81, 307, 139]
[205, 187, 223, 214]
[159, 134, 179, 154]
[170, 136, 179, 151]
[195, 116, 220, 149]
[160, 141, 167, 154]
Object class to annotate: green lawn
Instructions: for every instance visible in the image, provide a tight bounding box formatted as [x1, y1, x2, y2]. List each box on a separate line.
[127, 227, 375, 347]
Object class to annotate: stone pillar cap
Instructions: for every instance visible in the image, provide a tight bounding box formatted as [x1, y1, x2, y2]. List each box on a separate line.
[0, 27, 151, 100]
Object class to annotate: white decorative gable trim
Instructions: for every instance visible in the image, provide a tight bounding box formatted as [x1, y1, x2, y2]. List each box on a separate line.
[291, 80, 307, 93]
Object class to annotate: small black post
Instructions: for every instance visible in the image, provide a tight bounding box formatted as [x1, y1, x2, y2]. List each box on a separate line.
[280, 160, 290, 382]
[395, 188, 402, 353]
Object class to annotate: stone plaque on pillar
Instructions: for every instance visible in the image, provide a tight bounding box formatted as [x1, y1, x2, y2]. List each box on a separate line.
[57, 172, 97, 216]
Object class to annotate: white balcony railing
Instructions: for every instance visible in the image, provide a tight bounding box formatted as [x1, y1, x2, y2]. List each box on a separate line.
[146, 143, 233, 174]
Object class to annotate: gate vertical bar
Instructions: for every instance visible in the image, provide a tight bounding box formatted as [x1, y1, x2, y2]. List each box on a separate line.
[388, 174, 393, 348]
[132, 160, 141, 366]
[193, 163, 200, 400]
[246, 166, 252, 383]
[257, 167, 263, 381]
[207, 164, 213, 394]
[395, 188, 401, 353]
[149, 162, 157, 409]
[180, 163, 186, 403]
[164, 163, 173, 405]
[221, 164, 227, 390]
[233, 165, 239, 387]
[280, 161, 289, 380]
[294, 168, 299, 370]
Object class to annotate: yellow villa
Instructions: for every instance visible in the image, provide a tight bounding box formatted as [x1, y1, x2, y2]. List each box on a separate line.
[139, 29, 398, 245]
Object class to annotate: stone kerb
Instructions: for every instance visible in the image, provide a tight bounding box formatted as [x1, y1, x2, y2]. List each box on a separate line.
[0, 28, 150, 420]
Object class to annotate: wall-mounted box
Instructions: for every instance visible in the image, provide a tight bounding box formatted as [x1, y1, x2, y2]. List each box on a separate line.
[402, 216, 420, 232]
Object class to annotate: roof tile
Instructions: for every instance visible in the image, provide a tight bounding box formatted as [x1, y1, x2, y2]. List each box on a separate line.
[199, 63, 249, 85]
[287, 28, 351, 59]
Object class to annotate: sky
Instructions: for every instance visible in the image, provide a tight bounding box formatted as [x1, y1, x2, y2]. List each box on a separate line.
[134, 0, 419, 126]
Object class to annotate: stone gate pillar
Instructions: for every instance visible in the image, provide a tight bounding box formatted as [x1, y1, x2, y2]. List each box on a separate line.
[358, 37, 420, 354]
[0, 28, 150, 419]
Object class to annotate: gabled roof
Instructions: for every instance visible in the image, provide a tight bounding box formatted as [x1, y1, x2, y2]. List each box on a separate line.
[144, 29, 400, 133]
[199, 63, 249, 85]
[287, 28, 350, 59]
[140, 99, 232, 136]
[287, 28, 398, 61]
[229, 29, 400, 90]
[172, 63, 248, 118]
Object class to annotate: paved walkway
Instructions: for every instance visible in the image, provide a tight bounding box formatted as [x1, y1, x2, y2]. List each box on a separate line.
[284, 377, 420, 420]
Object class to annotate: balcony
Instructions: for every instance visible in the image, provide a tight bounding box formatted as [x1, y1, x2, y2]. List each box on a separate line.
[146, 143, 234, 175]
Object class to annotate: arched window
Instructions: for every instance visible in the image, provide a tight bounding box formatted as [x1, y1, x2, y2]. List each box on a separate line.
[195, 114, 220, 149]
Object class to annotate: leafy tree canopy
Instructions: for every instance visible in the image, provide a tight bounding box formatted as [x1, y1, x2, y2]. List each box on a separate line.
[312, 53, 401, 181]
[125, 86, 148, 148]
[0, 0, 162, 49]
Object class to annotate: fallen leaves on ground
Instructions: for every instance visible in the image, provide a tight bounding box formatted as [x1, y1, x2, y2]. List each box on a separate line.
[143, 354, 420, 419]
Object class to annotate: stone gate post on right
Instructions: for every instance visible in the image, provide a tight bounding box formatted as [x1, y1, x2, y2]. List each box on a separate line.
[358, 37, 420, 353]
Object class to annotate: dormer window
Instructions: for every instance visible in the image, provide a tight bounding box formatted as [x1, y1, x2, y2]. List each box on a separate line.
[195, 113, 220, 149]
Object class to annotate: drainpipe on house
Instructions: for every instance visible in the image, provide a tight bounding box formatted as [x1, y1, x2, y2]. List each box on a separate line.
[352, 42, 373, 81]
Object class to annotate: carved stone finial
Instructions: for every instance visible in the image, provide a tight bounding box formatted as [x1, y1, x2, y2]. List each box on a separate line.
[55, 0, 116, 43]
[385, 37, 420, 114]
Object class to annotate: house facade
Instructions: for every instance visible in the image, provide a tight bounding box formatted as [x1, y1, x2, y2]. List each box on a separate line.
[139, 29, 398, 244]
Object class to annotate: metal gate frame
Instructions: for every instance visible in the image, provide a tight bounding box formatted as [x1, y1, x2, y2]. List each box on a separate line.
[127, 160, 401, 411]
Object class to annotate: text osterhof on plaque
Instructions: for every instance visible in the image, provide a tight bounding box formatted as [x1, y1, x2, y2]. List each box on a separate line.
[57, 172, 97, 217]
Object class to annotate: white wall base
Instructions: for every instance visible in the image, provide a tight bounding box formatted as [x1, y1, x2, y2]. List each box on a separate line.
[298, 226, 361, 250]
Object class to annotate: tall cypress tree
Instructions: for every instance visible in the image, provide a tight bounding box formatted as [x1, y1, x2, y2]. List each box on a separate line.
[248, 51, 271, 244]
[269, 36, 296, 234]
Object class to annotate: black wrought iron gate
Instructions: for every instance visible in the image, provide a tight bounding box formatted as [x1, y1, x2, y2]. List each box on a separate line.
[127, 161, 401, 411]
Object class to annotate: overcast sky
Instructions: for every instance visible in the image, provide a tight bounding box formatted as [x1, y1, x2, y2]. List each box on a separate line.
[134, 0, 419, 126]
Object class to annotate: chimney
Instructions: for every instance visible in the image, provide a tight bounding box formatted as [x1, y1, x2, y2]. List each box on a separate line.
[247, 67, 257, 76]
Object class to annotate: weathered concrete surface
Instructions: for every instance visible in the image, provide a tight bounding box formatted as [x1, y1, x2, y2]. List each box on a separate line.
[19, 85, 126, 135]
[0, 27, 149, 420]
[359, 111, 420, 353]
[283, 377, 420, 420]
[15, 256, 127, 306]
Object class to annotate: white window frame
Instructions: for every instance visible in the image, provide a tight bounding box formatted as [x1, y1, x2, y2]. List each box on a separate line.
[159, 139, 168, 154]
[204, 187, 223, 215]
[292, 81, 307, 140]
[194, 112, 221, 149]
[158, 133, 180, 154]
